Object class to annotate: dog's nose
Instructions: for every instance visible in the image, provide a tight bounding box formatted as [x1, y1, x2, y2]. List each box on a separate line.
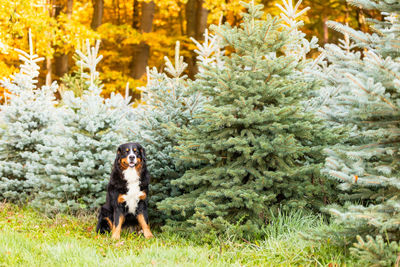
[129, 155, 135, 161]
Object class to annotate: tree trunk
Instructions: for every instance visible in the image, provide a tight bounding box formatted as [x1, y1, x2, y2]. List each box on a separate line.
[66, 0, 73, 19]
[55, 0, 73, 79]
[186, 0, 197, 38]
[132, 0, 140, 29]
[356, 8, 367, 32]
[91, 0, 104, 30]
[195, 0, 208, 40]
[55, 54, 69, 78]
[140, 1, 155, 33]
[46, 57, 52, 86]
[130, 1, 155, 80]
[45, 0, 57, 86]
[345, 2, 350, 23]
[179, 3, 184, 35]
[116, 0, 121, 24]
[323, 16, 329, 44]
[185, 0, 208, 79]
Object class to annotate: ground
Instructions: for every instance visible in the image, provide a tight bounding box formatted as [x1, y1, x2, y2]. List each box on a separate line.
[0, 203, 355, 266]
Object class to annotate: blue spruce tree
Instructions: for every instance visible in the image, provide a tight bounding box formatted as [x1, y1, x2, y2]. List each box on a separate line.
[132, 39, 219, 224]
[158, 1, 341, 237]
[34, 40, 132, 213]
[319, 0, 400, 265]
[0, 31, 58, 203]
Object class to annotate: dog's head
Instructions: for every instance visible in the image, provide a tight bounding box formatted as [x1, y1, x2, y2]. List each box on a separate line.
[115, 143, 146, 171]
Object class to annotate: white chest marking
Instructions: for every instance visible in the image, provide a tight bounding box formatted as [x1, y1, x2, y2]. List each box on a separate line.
[122, 167, 142, 214]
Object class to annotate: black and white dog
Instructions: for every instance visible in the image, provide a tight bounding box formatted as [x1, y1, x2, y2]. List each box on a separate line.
[96, 142, 153, 239]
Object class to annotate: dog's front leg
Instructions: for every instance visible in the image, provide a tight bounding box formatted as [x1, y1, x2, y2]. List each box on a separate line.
[111, 208, 125, 240]
[137, 213, 153, 239]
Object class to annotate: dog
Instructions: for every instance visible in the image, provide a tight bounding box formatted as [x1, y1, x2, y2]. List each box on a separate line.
[96, 142, 153, 239]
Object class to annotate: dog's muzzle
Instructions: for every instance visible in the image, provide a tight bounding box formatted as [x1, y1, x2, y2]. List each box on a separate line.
[128, 155, 137, 167]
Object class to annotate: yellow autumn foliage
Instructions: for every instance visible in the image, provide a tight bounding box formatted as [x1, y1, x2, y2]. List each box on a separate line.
[0, 0, 366, 101]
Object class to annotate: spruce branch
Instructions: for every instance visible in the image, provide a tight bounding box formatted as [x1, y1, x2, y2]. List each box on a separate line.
[124, 82, 131, 104]
[344, 73, 397, 110]
[164, 41, 187, 79]
[338, 26, 356, 52]
[276, 0, 310, 28]
[364, 50, 400, 82]
[75, 39, 103, 89]
[327, 21, 369, 45]
[192, 29, 224, 71]
[11, 29, 44, 91]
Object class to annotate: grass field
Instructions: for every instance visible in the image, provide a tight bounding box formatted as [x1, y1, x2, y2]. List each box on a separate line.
[0, 203, 355, 266]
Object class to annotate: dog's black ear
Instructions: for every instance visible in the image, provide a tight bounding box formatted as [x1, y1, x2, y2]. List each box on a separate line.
[114, 146, 122, 170]
[140, 146, 146, 163]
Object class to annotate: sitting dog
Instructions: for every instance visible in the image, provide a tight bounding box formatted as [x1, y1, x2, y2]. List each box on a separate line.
[96, 142, 153, 239]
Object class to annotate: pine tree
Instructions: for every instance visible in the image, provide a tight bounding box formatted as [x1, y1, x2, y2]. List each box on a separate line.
[33, 40, 132, 213]
[0, 31, 58, 203]
[132, 38, 221, 224]
[318, 0, 400, 264]
[59, 50, 102, 98]
[158, 1, 340, 236]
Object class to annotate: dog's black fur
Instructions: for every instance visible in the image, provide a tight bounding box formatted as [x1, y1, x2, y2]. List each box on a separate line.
[96, 142, 150, 236]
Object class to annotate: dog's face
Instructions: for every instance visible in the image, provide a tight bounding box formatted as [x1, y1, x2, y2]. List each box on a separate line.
[116, 143, 146, 171]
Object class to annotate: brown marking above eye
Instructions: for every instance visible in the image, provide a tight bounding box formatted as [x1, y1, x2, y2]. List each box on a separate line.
[134, 148, 137, 152]
[126, 148, 129, 152]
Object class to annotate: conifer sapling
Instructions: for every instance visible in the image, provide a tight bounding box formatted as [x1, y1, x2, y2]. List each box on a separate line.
[159, 0, 340, 236]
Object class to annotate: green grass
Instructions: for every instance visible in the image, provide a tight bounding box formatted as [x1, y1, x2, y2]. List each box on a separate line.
[0, 203, 355, 266]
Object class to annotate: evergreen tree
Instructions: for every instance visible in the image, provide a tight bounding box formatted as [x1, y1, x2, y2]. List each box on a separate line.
[0, 31, 58, 203]
[132, 38, 221, 224]
[318, 0, 400, 264]
[159, 1, 340, 236]
[33, 40, 132, 213]
[59, 51, 102, 98]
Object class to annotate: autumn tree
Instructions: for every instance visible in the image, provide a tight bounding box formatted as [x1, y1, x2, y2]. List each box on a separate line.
[303, 0, 350, 44]
[0, 0, 378, 99]
[185, 0, 209, 78]
[0, 1, 55, 80]
[91, 0, 104, 30]
[130, 0, 155, 81]
[54, 0, 74, 79]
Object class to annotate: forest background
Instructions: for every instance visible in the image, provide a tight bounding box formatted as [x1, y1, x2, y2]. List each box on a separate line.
[1, 0, 399, 265]
[0, 0, 380, 101]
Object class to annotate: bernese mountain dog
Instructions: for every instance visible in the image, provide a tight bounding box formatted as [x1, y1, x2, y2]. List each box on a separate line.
[96, 142, 154, 239]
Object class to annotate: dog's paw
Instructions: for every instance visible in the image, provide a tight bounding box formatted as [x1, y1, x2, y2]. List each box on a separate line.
[111, 232, 121, 240]
[143, 229, 154, 239]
